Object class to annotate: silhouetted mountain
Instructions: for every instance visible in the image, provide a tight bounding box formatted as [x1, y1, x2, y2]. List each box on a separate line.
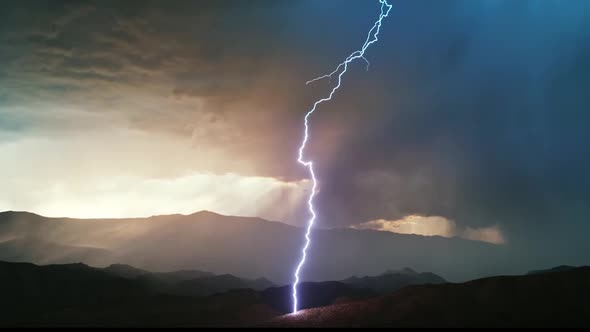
[527, 265, 577, 275]
[258, 268, 446, 313]
[0, 260, 447, 326]
[382, 267, 418, 275]
[0, 261, 278, 327]
[154, 269, 216, 281]
[341, 267, 446, 293]
[0, 260, 153, 326]
[171, 274, 275, 297]
[103, 263, 150, 278]
[104, 263, 214, 283]
[3, 260, 588, 327]
[268, 266, 590, 328]
[102, 263, 273, 297]
[0, 211, 519, 283]
[0, 237, 113, 266]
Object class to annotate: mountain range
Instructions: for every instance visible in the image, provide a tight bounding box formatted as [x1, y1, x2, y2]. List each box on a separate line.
[0, 260, 445, 326]
[1, 260, 588, 327]
[0, 210, 524, 283]
[1, 210, 588, 327]
[268, 266, 590, 327]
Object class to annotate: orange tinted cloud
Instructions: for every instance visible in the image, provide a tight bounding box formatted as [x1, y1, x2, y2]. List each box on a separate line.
[352, 215, 505, 245]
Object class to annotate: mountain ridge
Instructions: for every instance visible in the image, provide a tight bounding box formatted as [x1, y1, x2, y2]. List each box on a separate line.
[267, 266, 590, 327]
[1, 260, 588, 327]
[0, 211, 521, 283]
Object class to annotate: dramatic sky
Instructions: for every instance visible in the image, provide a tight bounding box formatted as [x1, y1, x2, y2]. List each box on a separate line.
[1, 1, 590, 256]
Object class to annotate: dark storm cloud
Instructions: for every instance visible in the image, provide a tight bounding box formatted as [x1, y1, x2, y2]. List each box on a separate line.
[0, 0, 299, 100]
[311, 1, 590, 260]
[0, 0, 311, 178]
[2, 0, 590, 266]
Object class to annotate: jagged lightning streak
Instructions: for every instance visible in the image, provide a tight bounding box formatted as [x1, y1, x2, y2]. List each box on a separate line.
[291, 0, 392, 314]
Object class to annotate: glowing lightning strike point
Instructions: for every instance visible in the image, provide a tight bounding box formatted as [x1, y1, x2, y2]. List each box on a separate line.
[292, 0, 392, 314]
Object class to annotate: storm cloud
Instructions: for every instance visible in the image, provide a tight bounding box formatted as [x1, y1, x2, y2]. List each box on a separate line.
[1, 0, 590, 267]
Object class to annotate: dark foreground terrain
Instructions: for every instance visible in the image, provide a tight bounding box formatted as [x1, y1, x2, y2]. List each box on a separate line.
[1, 260, 588, 327]
[0, 261, 443, 327]
[268, 266, 590, 328]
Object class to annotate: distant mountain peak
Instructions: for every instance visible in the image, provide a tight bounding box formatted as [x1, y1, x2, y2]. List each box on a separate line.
[0, 210, 511, 283]
[104, 264, 150, 278]
[0, 210, 42, 218]
[189, 210, 223, 217]
[527, 265, 578, 275]
[53, 262, 93, 270]
[382, 267, 418, 276]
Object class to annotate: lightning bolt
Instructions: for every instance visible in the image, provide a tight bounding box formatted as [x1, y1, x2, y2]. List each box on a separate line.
[291, 0, 392, 314]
